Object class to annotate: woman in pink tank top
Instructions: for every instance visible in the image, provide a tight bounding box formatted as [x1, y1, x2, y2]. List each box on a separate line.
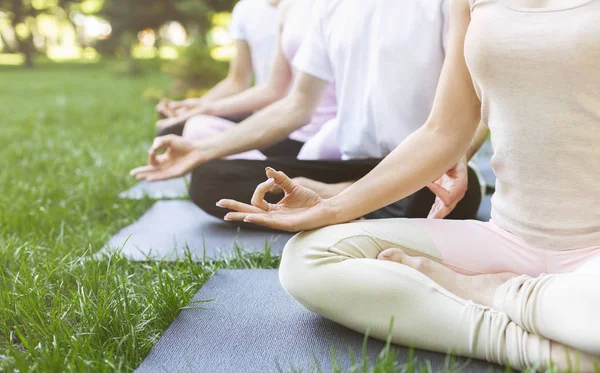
[222, 0, 600, 370]
[178, 0, 340, 161]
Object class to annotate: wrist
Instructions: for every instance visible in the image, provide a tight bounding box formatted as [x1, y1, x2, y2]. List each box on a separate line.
[203, 101, 218, 116]
[191, 139, 218, 164]
[322, 195, 348, 225]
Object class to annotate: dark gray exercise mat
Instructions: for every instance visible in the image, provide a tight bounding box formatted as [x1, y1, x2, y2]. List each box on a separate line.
[475, 194, 492, 222]
[99, 201, 294, 261]
[475, 140, 495, 189]
[119, 178, 189, 200]
[136, 270, 504, 373]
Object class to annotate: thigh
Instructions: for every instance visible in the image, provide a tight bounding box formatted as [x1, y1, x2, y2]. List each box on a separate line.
[261, 139, 305, 158]
[365, 166, 482, 220]
[284, 219, 544, 276]
[280, 220, 553, 369]
[189, 158, 379, 220]
[156, 113, 251, 138]
[183, 115, 236, 139]
[157, 123, 185, 137]
[574, 252, 600, 274]
[219, 113, 252, 123]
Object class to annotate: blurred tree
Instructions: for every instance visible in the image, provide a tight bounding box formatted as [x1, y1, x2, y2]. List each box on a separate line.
[0, 0, 85, 67]
[99, 0, 237, 55]
[0, 0, 36, 67]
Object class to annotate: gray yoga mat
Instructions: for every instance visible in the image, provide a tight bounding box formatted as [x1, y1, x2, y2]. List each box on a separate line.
[99, 200, 294, 261]
[475, 140, 495, 189]
[119, 177, 189, 200]
[475, 194, 492, 222]
[136, 270, 504, 373]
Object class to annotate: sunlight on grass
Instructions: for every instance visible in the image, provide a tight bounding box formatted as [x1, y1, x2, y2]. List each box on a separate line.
[0, 53, 25, 66]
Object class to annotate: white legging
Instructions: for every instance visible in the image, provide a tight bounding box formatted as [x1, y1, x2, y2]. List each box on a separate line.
[279, 219, 600, 371]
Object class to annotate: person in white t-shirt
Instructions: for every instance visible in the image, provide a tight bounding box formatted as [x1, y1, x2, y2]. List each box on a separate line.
[155, 0, 280, 133]
[132, 0, 486, 223]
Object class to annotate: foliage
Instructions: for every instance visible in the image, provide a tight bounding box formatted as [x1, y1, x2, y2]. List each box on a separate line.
[161, 38, 228, 98]
[98, 0, 236, 56]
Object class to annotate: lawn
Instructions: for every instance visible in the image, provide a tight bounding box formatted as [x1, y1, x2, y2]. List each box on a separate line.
[1, 63, 565, 373]
[0, 62, 279, 372]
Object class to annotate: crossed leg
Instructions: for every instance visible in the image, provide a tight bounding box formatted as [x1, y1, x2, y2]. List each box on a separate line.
[279, 219, 600, 371]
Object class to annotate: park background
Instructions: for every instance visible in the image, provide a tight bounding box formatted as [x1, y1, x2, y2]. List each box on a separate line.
[0, 1, 287, 371]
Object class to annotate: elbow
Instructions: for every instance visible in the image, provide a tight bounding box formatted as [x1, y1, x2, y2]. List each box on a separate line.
[285, 93, 315, 128]
[262, 85, 288, 107]
[227, 75, 252, 92]
[421, 120, 472, 157]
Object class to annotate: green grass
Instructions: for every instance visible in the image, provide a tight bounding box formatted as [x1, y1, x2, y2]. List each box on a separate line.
[0, 62, 281, 371]
[0, 63, 591, 373]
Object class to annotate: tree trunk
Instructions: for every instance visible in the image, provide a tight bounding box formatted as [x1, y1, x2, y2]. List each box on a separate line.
[0, 31, 17, 53]
[11, 0, 34, 68]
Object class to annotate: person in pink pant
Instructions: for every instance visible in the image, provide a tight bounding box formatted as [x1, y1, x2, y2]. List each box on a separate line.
[157, 0, 280, 129]
[160, 0, 340, 161]
[219, 0, 600, 371]
[131, 0, 486, 224]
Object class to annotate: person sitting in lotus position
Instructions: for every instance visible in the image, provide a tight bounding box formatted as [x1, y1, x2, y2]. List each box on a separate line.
[219, 0, 600, 370]
[131, 0, 486, 224]
[156, 0, 280, 134]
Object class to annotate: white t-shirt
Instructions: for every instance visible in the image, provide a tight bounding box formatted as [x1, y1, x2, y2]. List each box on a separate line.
[293, 0, 449, 159]
[230, 0, 279, 85]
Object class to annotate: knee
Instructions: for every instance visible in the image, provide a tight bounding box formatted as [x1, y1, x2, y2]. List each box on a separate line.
[182, 115, 228, 140]
[279, 225, 355, 307]
[182, 116, 207, 139]
[279, 231, 321, 307]
[188, 162, 228, 219]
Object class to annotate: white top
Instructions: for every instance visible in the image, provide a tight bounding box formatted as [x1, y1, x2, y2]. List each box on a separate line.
[293, 0, 449, 160]
[230, 0, 279, 85]
[466, 0, 600, 250]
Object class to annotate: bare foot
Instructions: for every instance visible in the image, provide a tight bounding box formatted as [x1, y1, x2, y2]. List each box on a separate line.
[377, 248, 517, 307]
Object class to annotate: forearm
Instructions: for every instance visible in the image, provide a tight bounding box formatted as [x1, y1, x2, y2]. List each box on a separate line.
[329, 123, 476, 223]
[194, 95, 312, 162]
[466, 123, 489, 161]
[208, 83, 286, 118]
[201, 77, 249, 103]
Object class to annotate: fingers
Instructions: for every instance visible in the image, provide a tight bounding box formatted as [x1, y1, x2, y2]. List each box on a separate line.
[130, 165, 158, 180]
[250, 178, 275, 211]
[148, 136, 173, 166]
[427, 182, 453, 205]
[428, 199, 448, 219]
[265, 167, 298, 194]
[243, 214, 294, 232]
[223, 212, 251, 222]
[130, 166, 172, 181]
[269, 183, 284, 195]
[428, 197, 458, 219]
[217, 199, 264, 214]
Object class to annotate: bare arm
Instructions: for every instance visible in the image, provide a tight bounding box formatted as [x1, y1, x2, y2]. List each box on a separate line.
[155, 41, 257, 128]
[206, 42, 293, 117]
[467, 123, 489, 161]
[200, 40, 255, 103]
[205, 6, 294, 117]
[194, 72, 328, 162]
[327, 0, 480, 223]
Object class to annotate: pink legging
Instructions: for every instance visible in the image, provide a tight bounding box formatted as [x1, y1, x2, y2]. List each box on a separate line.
[183, 115, 267, 160]
[279, 218, 600, 370]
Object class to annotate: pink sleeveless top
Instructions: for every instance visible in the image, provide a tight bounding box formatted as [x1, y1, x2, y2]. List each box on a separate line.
[281, 0, 338, 143]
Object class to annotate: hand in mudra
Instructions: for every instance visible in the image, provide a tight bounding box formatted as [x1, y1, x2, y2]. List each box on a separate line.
[217, 168, 337, 232]
[427, 158, 469, 219]
[130, 135, 202, 181]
